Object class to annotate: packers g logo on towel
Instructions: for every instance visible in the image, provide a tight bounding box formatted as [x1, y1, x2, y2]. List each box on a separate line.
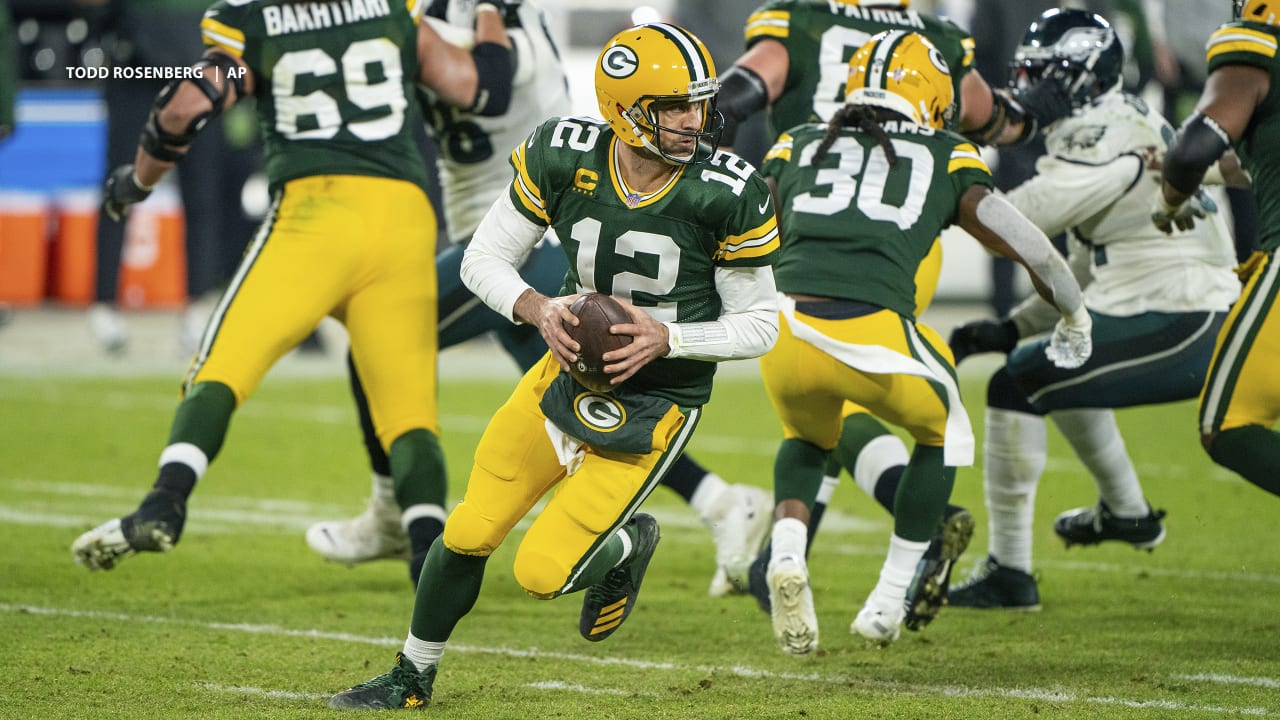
[574, 392, 626, 433]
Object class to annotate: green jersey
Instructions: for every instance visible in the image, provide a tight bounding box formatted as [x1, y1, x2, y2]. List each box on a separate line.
[1205, 20, 1280, 252]
[762, 121, 991, 318]
[201, 0, 430, 192]
[508, 117, 780, 406]
[743, 0, 975, 139]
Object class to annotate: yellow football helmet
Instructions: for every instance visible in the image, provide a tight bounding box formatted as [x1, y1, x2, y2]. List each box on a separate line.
[595, 23, 723, 164]
[845, 30, 954, 130]
[1236, 0, 1279, 25]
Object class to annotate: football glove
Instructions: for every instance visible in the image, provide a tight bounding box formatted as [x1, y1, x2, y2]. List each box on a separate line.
[948, 318, 1019, 365]
[102, 164, 153, 222]
[1045, 313, 1092, 370]
[1151, 190, 1218, 234]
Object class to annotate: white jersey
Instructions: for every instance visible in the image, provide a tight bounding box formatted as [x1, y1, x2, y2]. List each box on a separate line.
[1004, 91, 1239, 332]
[422, 1, 572, 244]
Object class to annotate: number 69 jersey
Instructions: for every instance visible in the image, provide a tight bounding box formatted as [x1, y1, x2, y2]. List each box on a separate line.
[201, 0, 431, 193]
[762, 120, 991, 319]
[508, 116, 780, 406]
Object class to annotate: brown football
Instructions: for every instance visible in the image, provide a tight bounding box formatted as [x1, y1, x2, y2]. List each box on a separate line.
[563, 293, 633, 392]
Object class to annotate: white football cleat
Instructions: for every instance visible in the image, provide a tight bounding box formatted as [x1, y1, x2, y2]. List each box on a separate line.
[707, 484, 773, 596]
[851, 591, 905, 646]
[767, 556, 819, 655]
[72, 518, 138, 571]
[306, 500, 409, 566]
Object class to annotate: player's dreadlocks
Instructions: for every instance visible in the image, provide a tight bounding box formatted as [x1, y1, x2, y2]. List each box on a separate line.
[813, 105, 899, 167]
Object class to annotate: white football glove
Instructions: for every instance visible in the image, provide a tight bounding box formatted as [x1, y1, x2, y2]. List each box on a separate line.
[1045, 311, 1092, 369]
[1151, 190, 1218, 234]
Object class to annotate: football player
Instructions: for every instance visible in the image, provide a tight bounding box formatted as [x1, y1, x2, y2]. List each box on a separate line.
[941, 9, 1242, 611]
[304, 0, 776, 592]
[757, 30, 1090, 652]
[716, 0, 1078, 608]
[1154, 0, 1280, 497]
[329, 23, 780, 709]
[70, 0, 515, 575]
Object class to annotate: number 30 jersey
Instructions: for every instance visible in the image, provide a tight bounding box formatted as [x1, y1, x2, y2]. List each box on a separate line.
[507, 116, 780, 406]
[201, 0, 430, 192]
[762, 121, 991, 319]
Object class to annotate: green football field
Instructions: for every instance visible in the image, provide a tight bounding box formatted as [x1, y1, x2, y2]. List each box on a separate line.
[2, 364, 1277, 719]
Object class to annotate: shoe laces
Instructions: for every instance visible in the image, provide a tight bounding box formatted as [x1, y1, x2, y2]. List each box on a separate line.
[352, 657, 428, 694]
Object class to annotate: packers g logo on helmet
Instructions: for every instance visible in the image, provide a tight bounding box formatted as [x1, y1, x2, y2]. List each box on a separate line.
[595, 23, 724, 165]
[845, 30, 955, 130]
[601, 46, 639, 79]
[1236, 0, 1280, 25]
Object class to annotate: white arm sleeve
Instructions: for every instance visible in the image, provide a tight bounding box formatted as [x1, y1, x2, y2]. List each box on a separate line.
[1004, 153, 1144, 239]
[460, 192, 547, 323]
[662, 265, 779, 362]
[975, 193, 1085, 320]
[1008, 235, 1094, 337]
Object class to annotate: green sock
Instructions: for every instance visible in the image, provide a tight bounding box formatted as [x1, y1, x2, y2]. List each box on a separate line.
[411, 536, 488, 642]
[1209, 425, 1280, 497]
[168, 381, 236, 460]
[390, 429, 447, 508]
[892, 445, 955, 542]
[773, 438, 828, 508]
[561, 525, 629, 595]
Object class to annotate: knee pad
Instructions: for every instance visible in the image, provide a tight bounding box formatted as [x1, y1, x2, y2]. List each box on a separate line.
[512, 546, 568, 599]
[441, 500, 504, 558]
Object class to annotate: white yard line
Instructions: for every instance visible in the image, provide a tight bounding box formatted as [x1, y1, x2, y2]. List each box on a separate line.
[4, 603, 1274, 716]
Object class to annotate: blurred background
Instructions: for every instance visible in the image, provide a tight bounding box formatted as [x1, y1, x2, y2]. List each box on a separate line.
[0, 0, 1253, 364]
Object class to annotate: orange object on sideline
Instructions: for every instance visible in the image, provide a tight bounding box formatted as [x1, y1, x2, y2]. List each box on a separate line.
[0, 193, 51, 306]
[49, 190, 99, 306]
[118, 190, 186, 309]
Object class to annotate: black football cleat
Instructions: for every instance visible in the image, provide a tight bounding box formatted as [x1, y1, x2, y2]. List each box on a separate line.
[579, 513, 660, 641]
[948, 555, 1041, 611]
[1054, 501, 1166, 551]
[329, 653, 436, 710]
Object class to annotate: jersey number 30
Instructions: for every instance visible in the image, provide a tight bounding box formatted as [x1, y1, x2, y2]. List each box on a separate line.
[272, 38, 408, 141]
[792, 137, 934, 230]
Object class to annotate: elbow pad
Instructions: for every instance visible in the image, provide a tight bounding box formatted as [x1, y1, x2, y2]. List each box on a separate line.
[1163, 112, 1232, 195]
[468, 41, 514, 116]
[140, 51, 244, 162]
[716, 65, 768, 146]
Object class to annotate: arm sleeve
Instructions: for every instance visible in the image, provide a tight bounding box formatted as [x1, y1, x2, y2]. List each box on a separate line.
[663, 266, 779, 361]
[975, 193, 1085, 320]
[460, 192, 548, 323]
[1004, 153, 1145, 238]
[1007, 235, 1093, 337]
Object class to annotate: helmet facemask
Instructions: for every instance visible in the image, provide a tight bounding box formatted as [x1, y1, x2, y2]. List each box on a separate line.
[622, 81, 723, 165]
